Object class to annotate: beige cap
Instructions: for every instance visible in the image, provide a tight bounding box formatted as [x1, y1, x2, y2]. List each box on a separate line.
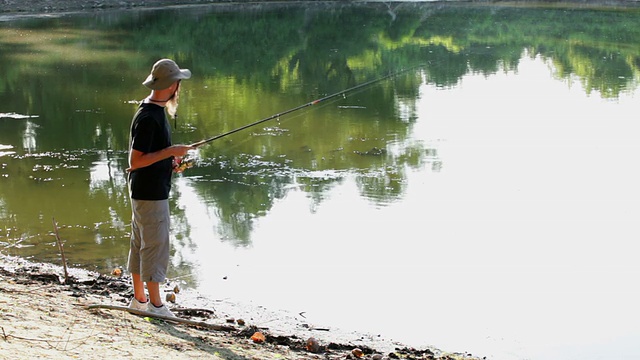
[142, 59, 191, 90]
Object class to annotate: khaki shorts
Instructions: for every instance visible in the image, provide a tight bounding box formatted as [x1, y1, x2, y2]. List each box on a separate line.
[128, 199, 170, 283]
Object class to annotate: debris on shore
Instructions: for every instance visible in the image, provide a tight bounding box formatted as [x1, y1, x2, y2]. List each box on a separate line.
[0, 254, 483, 360]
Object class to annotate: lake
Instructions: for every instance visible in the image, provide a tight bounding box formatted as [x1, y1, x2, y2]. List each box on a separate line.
[1, 2, 639, 359]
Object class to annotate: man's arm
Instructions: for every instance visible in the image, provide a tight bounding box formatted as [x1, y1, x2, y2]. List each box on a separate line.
[128, 145, 192, 172]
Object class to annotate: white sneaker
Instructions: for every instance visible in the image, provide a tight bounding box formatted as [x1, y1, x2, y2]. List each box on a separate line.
[146, 302, 176, 318]
[128, 298, 148, 311]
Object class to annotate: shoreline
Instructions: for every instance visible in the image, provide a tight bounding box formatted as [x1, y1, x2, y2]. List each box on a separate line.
[0, 254, 482, 359]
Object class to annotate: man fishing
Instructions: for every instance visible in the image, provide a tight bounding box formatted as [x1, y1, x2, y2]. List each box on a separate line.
[126, 58, 193, 317]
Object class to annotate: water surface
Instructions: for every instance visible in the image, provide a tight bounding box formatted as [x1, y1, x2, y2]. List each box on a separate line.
[1, 3, 639, 359]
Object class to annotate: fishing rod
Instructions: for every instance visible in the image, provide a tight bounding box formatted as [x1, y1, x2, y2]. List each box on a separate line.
[176, 66, 420, 171]
[189, 66, 418, 148]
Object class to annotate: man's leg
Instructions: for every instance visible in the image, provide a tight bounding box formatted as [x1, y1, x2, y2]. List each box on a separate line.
[131, 273, 148, 303]
[129, 201, 147, 304]
[147, 281, 162, 307]
[139, 200, 170, 309]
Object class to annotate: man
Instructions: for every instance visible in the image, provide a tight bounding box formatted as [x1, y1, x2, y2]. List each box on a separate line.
[127, 58, 193, 317]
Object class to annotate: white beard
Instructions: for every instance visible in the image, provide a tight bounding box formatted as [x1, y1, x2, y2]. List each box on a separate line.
[166, 90, 180, 119]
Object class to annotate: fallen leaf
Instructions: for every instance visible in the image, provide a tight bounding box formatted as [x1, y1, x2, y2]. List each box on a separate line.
[251, 332, 266, 344]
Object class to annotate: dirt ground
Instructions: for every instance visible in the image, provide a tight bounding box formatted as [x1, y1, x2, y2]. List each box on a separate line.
[0, 255, 482, 360]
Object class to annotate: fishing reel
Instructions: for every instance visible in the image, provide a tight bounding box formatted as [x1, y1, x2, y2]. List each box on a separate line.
[174, 150, 198, 172]
[174, 157, 194, 172]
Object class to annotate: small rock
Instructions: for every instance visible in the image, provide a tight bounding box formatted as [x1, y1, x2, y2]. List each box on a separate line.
[237, 319, 245, 326]
[352, 348, 364, 358]
[165, 293, 176, 303]
[306, 337, 320, 353]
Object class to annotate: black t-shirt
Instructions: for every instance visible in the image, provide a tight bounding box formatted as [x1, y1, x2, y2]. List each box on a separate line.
[128, 103, 173, 200]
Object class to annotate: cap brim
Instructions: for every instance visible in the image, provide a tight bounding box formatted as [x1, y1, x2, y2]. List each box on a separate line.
[142, 74, 155, 88]
[142, 68, 192, 90]
[177, 69, 192, 80]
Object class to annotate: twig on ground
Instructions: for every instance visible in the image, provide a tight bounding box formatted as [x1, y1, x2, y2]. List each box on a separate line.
[51, 218, 69, 284]
[87, 304, 236, 332]
[1, 329, 95, 345]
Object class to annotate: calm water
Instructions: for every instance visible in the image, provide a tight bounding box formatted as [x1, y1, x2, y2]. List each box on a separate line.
[1, 3, 639, 359]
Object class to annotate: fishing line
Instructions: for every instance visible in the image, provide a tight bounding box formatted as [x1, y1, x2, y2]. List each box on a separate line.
[177, 65, 422, 170]
[189, 65, 421, 148]
[204, 89, 359, 153]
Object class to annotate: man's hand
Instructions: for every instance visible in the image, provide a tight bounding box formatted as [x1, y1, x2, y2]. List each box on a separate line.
[170, 144, 193, 158]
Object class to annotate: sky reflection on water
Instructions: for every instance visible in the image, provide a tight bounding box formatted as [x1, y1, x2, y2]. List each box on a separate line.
[164, 55, 640, 360]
